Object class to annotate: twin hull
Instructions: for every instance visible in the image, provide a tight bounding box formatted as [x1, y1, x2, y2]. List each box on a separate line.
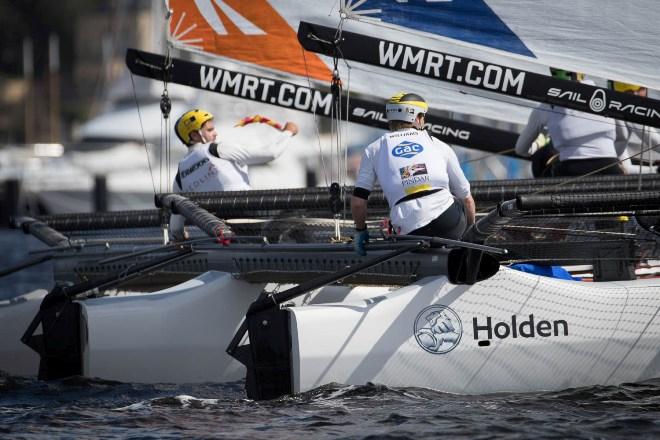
[2, 268, 660, 395]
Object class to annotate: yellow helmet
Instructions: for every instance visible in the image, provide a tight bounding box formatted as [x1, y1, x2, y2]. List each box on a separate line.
[610, 80, 643, 93]
[175, 109, 214, 145]
[385, 92, 428, 123]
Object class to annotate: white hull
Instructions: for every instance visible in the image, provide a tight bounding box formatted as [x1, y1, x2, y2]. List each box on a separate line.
[0, 271, 394, 383]
[289, 267, 660, 394]
[81, 272, 264, 383]
[4, 268, 660, 395]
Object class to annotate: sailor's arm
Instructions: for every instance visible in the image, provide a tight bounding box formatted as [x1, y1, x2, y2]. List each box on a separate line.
[351, 190, 369, 230]
[351, 147, 377, 231]
[217, 122, 298, 165]
[442, 139, 475, 226]
[515, 107, 548, 157]
[463, 194, 476, 226]
[614, 119, 630, 157]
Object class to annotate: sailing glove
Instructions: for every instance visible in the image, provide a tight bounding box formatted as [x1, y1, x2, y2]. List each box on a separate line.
[353, 228, 369, 256]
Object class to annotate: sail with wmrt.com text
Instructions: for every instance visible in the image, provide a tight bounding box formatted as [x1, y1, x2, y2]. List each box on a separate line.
[166, 0, 660, 126]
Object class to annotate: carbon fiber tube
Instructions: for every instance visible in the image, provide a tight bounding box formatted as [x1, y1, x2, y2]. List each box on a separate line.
[33, 175, 660, 231]
[159, 194, 233, 239]
[12, 216, 71, 247]
[462, 200, 523, 244]
[517, 191, 660, 211]
[36, 209, 161, 231]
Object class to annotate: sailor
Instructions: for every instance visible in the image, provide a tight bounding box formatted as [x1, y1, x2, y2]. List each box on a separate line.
[515, 69, 627, 177]
[351, 92, 475, 256]
[170, 108, 299, 240]
[609, 81, 660, 173]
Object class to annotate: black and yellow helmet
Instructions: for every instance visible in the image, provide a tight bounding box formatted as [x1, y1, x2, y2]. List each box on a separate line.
[385, 92, 428, 123]
[175, 109, 214, 145]
[608, 80, 643, 93]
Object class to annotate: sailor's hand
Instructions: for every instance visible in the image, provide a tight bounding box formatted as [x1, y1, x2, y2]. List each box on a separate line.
[172, 228, 190, 242]
[353, 229, 369, 256]
[283, 122, 298, 136]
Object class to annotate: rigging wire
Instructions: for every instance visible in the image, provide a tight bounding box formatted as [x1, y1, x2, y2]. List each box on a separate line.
[129, 72, 157, 195]
[301, 13, 355, 237]
[300, 48, 330, 188]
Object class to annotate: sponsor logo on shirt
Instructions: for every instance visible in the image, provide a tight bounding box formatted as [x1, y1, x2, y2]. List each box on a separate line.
[181, 158, 210, 178]
[399, 163, 428, 179]
[392, 141, 424, 158]
[400, 163, 431, 194]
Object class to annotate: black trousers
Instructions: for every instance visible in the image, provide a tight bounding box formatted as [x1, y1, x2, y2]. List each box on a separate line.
[408, 199, 467, 240]
[553, 158, 623, 176]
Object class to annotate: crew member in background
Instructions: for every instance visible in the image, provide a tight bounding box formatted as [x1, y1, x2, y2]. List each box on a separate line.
[515, 69, 627, 177]
[351, 92, 475, 256]
[609, 81, 660, 173]
[170, 108, 298, 240]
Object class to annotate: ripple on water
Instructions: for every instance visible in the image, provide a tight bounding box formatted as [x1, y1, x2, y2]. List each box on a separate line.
[3, 372, 660, 439]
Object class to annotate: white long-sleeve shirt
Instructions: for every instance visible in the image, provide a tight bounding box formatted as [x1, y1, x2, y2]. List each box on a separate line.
[515, 104, 627, 161]
[616, 122, 660, 172]
[355, 128, 470, 234]
[169, 130, 293, 238]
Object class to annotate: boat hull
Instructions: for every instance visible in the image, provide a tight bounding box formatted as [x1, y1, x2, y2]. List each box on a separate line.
[0, 290, 47, 375]
[81, 272, 265, 383]
[0, 271, 397, 383]
[289, 267, 660, 394]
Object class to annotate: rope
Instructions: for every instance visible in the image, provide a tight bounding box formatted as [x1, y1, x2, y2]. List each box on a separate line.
[129, 72, 157, 195]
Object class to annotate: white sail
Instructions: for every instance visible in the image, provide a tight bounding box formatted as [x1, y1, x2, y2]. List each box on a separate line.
[166, 0, 659, 125]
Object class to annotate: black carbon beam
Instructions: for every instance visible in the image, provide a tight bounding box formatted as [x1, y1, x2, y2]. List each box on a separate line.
[125, 48, 519, 156]
[297, 22, 660, 128]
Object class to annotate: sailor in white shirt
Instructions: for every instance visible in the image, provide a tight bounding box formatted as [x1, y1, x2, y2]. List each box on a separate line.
[610, 81, 660, 173]
[351, 93, 476, 256]
[515, 71, 627, 177]
[170, 108, 298, 240]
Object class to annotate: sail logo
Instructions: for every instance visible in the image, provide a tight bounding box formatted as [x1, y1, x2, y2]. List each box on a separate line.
[588, 89, 607, 113]
[169, 0, 331, 81]
[392, 141, 424, 158]
[547, 87, 660, 122]
[414, 305, 462, 354]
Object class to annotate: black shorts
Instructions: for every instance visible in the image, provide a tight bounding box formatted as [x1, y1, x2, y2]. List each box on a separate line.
[553, 158, 623, 176]
[407, 199, 467, 240]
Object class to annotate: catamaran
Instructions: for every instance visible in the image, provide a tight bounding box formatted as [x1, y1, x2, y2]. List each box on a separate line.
[2, 0, 660, 400]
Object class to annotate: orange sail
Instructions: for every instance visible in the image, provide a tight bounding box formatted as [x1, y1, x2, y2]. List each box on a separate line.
[168, 0, 332, 83]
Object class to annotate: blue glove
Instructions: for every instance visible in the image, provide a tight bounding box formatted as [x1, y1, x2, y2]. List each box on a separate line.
[353, 229, 370, 256]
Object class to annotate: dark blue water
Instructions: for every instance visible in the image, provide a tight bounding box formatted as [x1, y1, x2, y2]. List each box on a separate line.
[2, 372, 660, 439]
[3, 230, 660, 438]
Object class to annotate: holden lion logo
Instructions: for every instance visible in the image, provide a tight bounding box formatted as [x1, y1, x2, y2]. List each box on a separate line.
[414, 305, 462, 354]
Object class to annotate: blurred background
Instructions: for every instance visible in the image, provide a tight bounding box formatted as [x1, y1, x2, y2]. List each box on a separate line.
[0, 0, 529, 227]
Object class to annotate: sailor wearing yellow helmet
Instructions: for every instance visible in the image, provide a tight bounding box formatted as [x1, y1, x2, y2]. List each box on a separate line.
[351, 92, 475, 256]
[609, 80, 660, 173]
[170, 108, 298, 240]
